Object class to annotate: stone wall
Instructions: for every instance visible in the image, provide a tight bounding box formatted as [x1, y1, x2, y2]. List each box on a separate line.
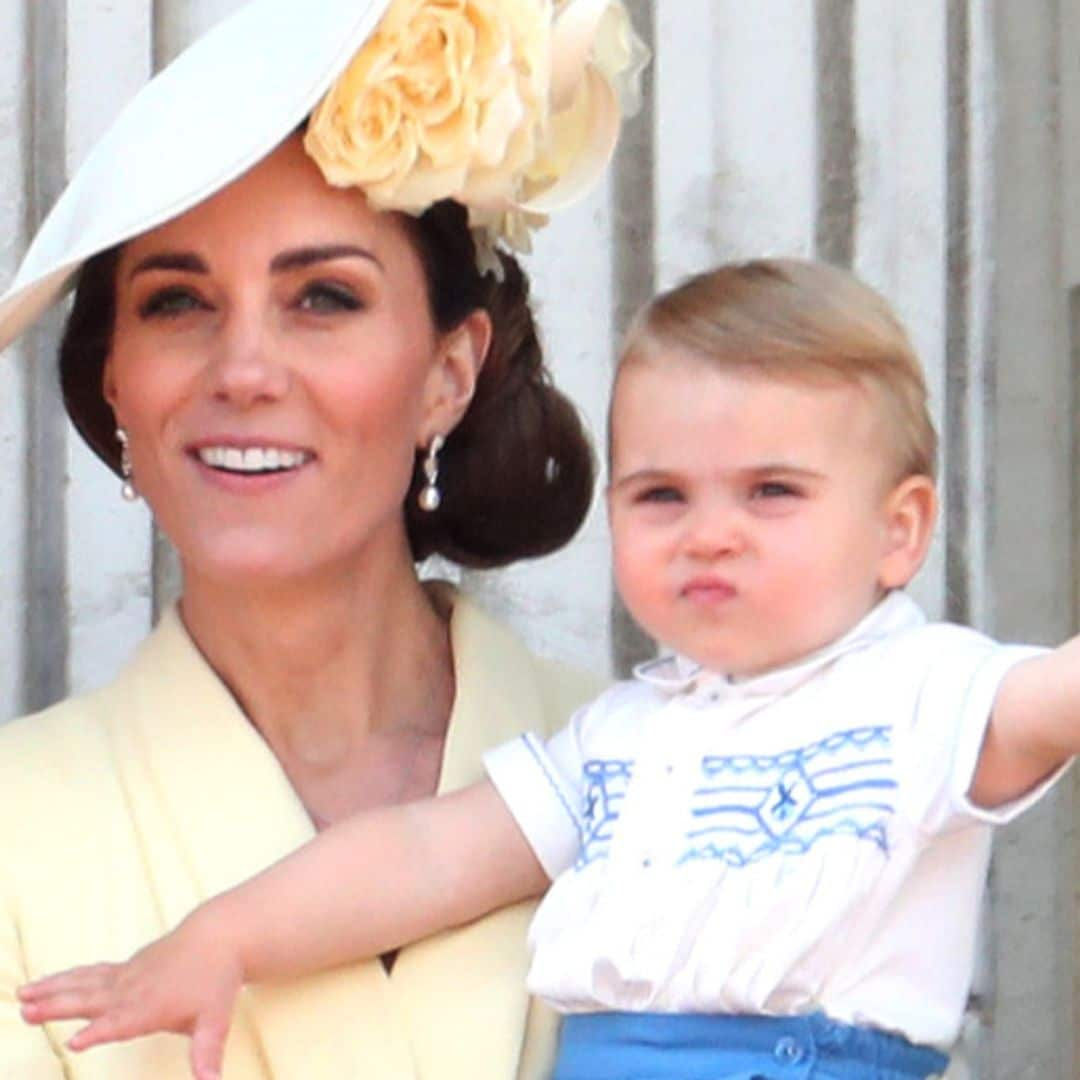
[1, 2, 1078, 1074]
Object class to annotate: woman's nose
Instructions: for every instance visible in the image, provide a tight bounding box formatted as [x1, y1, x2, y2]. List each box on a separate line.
[206, 309, 289, 406]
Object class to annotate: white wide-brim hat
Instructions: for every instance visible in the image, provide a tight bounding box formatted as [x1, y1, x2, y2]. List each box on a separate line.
[0, 0, 393, 353]
[0, 0, 646, 357]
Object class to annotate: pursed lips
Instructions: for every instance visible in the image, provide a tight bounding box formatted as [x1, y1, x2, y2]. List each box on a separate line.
[679, 576, 737, 602]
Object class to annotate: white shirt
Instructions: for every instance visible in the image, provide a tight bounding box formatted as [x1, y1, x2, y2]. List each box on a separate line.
[483, 593, 1062, 1050]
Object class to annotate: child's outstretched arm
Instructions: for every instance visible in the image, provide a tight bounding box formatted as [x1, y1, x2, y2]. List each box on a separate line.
[18, 779, 547, 1080]
[971, 636, 1080, 806]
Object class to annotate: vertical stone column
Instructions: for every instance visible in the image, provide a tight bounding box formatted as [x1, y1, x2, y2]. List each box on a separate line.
[22, 0, 71, 712]
[62, 0, 155, 697]
[0, 2, 30, 719]
[851, 0, 950, 616]
[979, 2, 1077, 1076]
[0, 1, 158, 716]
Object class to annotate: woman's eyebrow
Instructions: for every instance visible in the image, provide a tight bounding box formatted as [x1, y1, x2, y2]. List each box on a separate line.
[270, 245, 383, 273]
[127, 252, 208, 280]
[126, 245, 383, 281]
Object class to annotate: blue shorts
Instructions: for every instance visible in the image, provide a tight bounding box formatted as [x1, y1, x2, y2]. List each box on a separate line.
[553, 1011, 949, 1080]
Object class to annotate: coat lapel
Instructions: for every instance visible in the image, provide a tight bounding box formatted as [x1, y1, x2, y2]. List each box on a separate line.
[391, 589, 549, 1080]
[113, 608, 413, 1076]
[108, 589, 553, 1078]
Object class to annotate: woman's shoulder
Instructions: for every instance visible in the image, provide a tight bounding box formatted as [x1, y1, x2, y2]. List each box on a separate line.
[0, 687, 129, 891]
[0, 609, 196, 815]
[0, 686, 115, 779]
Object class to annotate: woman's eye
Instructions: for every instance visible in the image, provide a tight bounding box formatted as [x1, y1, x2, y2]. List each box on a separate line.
[753, 481, 800, 499]
[296, 282, 362, 313]
[139, 287, 204, 319]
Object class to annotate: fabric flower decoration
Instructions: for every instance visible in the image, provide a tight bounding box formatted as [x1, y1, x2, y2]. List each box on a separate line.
[304, 0, 649, 261]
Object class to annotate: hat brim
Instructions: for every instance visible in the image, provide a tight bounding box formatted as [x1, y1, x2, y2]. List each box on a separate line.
[0, 0, 394, 354]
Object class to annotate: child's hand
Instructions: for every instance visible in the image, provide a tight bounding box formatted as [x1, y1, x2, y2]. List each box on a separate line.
[17, 910, 241, 1080]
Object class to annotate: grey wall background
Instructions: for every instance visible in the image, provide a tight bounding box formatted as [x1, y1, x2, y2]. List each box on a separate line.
[1, 2, 1079, 1076]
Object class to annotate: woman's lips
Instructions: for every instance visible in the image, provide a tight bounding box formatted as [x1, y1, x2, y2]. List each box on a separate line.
[186, 440, 316, 493]
[195, 445, 313, 472]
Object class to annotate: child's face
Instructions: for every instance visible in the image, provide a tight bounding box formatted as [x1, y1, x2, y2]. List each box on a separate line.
[607, 355, 928, 677]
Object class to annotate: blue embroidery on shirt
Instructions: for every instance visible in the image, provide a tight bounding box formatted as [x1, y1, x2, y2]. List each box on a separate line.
[679, 726, 896, 866]
[577, 758, 633, 866]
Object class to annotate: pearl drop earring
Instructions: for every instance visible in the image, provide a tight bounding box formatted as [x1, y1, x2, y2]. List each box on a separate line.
[418, 434, 445, 512]
[116, 428, 138, 502]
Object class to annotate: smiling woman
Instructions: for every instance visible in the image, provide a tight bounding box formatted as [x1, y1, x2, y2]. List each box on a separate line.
[61, 148, 597, 574]
[97, 136, 491, 588]
[0, 0, 646, 1077]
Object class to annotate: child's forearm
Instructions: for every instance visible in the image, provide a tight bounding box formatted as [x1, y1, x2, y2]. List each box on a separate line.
[973, 639, 1080, 806]
[18, 778, 548, 1067]
[203, 779, 548, 983]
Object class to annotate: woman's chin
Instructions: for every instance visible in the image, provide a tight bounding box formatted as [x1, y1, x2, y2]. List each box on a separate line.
[175, 534, 343, 591]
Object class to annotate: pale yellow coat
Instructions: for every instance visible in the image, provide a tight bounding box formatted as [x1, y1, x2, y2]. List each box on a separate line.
[0, 589, 599, 1079]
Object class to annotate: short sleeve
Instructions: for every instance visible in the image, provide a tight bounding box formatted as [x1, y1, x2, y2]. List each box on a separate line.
[483, 714, 590, 879]
[946, 644, 1071, 825]
[896, 627, 1056, 832]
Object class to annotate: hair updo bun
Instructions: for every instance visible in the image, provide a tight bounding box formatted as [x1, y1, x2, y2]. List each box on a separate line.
[403, 200, 595, 567]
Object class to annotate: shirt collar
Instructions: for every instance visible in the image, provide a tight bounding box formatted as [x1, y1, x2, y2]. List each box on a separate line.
[633, 590, 926, 702]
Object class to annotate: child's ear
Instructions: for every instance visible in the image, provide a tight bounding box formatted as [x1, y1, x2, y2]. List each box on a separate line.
[877, 474, 938, 590]
[418, 309, 492, 445]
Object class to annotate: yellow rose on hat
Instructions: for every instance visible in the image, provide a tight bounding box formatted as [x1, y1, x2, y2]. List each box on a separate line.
[305, 0, 550, 215]
[304, 0, 648, 256]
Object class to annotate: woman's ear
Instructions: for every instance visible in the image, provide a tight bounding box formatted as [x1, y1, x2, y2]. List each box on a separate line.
[419, 308, 492, 445]
[877, 474, 938, 590]
[102, 355, 119, 412]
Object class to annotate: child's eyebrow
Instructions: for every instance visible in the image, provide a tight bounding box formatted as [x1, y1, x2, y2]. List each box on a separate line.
[746, 463, 826, 480]
[611, 464, 826, 488]
[608, 468, 676, 491]
[613, 462, 820, 483]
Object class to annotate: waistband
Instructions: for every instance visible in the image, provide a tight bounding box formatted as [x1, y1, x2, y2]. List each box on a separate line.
[554, 1010, 949, 1080]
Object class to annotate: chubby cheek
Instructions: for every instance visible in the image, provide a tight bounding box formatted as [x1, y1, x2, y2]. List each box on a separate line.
[611, 529, 671, 633]
[765, 525, 880, 639]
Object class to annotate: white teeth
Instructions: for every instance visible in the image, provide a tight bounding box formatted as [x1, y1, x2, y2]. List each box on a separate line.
[197, 446, 310, 473]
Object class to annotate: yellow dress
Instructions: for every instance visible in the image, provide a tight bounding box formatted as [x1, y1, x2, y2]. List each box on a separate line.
[0, 589, 599, 1079]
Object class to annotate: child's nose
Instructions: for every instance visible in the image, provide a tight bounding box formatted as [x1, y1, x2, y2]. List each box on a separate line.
[683, 505, 745, 558]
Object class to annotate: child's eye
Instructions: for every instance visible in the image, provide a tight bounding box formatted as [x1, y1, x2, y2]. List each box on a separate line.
[139, 287, 206, 319]
[752, 481, 800, 499]
[296, 282, 363, 313]
[636, 485, 685, 504]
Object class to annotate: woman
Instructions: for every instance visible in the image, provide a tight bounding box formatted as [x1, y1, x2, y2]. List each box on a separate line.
[0, 0, 646, 1075]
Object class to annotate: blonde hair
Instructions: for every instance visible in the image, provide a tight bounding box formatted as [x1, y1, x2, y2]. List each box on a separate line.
[622, 258, 938, 482]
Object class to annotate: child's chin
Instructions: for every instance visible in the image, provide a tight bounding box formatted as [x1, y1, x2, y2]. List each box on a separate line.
[709, 645, 805, 680]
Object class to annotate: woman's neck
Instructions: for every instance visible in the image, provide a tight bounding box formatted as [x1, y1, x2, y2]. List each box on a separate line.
[177, 554, 455, 779]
